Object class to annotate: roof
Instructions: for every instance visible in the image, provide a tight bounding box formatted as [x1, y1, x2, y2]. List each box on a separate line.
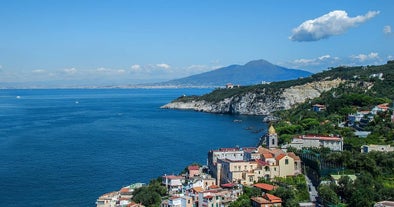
[256, 159, 269, 166]
[275, 154, 286, 161]
[192, 187, 204, 193]
[268, 125, 276, 135]
[253, 183, 276, 191]
[251, 197, 271, 204]
[331, 174, 357, 181]
[221, 183, 235, 188]
[162, 175, 184, 180]
[287, 152, 300, 161]
[262, 153, 273, 159]
[299, 135, 342, 141]
[208, 184, 220, 189]
[265, 193, 282, 203]
[188, 165, 199, 170]
[120, 187, 130, 193]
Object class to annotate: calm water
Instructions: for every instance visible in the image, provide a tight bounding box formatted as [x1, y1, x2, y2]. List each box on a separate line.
[0, 89, 266, 206]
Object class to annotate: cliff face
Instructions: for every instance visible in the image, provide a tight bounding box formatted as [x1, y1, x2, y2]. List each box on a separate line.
[161, 79, 344, 115]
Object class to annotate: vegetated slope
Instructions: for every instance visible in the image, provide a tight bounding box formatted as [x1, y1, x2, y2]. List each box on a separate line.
[157, 59, 312, 87]
[162, 61, 394, 115]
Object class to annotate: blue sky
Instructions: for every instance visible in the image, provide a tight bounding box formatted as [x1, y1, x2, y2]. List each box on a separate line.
[0, 0, 393, 87]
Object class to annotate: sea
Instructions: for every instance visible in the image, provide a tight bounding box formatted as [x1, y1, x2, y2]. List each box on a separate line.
[0, 88, 267, 207]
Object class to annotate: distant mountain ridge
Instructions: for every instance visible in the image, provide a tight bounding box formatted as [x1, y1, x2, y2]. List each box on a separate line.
[155, 59, 312, 87]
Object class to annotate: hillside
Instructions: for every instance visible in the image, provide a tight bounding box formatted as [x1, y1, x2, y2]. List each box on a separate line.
[161, 61, 394, 115]
[155, 59, 312, 87]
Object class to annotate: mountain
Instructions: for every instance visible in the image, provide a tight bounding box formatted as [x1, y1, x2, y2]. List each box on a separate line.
[156, 59, 312, 87]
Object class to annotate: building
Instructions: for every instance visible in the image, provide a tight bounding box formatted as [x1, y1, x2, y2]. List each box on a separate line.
[188, 165, 200, 178]
[371, 103, 390, 115]
[163, 175, 185, 193]
[361, 145, 394, 153]
[251, 193, 282, 207]
[284, 135, 343, 151]
[208, 147, 255, 183]
[312, 104, 326, 112]
[264, 125, 278, 149]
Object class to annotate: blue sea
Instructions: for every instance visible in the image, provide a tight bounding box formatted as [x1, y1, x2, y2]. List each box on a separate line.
[0, 89, 267, 207]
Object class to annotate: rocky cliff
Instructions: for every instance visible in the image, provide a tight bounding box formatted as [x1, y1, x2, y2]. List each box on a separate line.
[161, 79, 344, 115]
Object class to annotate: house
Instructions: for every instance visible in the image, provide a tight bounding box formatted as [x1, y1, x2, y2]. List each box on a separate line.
[348, 111, 371, 126]
[188, 174, 216, 190]
[162, 175, 185, 193]
[354, 130, 371, 138]
[371, 103, 390, 115]
[283, 135, 343, 151]
[312, 104, 326, 112]
[361, 145, 394, 153]
[96, 191, 119, 207]
[226, 83, 234, 89]
[188, 165, 200, 178]
[251, 193, 282, 207]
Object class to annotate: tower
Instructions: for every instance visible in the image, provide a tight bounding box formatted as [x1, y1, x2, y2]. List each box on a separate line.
[266, 125, 278, 149]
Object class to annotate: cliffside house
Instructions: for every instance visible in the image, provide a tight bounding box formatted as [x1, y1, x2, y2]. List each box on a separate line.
[312, 104, 326, 112]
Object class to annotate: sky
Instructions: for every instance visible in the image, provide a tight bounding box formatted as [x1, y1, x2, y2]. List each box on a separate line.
[0, 0, 393, 87]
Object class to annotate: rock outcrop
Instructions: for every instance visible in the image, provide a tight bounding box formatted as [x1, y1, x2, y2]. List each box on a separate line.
[161, 79, 344, 115]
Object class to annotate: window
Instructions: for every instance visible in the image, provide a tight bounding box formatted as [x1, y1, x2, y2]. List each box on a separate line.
[285, 159, 289, 165]
[272, 138, 275, 145]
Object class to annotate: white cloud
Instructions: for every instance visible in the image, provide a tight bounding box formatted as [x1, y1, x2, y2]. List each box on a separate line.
[290, 10, 380, 41]
[32, 69, 46, 73]
[351, 52, 379, 62]
[130, 64, 141, 71]
[64, 68, 77, 74]
[384, 25, 392, 35]
[388, 55, 394, 60]
[293, 54, 339, 67]
[156, 63, 171, 69]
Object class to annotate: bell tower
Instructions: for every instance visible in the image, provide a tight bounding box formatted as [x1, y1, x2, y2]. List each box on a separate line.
[266, 125, 278, 149]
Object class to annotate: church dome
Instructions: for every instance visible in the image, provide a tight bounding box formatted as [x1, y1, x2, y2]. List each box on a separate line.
[268, 125, 276, 135]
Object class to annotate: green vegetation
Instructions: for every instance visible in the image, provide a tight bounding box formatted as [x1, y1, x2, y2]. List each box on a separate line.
[132, 177, 167, 207]
[230, 175, 309, 207]
[271, 61, 394, 206]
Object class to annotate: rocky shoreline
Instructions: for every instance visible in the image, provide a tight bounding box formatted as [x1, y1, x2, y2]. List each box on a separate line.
[161, 78, 344, 116]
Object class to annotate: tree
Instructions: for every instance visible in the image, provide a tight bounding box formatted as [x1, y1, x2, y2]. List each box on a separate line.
[318, 185, 339, 205]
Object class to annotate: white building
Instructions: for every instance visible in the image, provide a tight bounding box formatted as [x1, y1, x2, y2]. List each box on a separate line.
[361, 145, 394, 153]
[284, 135, 343, 151]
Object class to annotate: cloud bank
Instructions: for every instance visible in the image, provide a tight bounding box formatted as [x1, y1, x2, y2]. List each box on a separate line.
[290, 10, 380, 42]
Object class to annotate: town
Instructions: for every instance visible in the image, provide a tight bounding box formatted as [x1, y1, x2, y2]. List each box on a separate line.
[96, 100, 394, 207]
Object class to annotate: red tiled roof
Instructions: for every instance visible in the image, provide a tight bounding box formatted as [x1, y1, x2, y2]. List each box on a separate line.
[162, 175, 184, 180]
[221, 183, 235, 188]
[120, 187, 130, 193]
[251, 197, 271, 204]
[287, 152, 300, 161]
[265, 193, 282, 203]
[208, 185, 220, 189]
[256, 159, 269, 166]
[204, 195, 214, 199]
[253, 183, 276, 191]
[262, 153, 273, 159]
[188, 165, 199, 170]
[275, 154, 286, 161]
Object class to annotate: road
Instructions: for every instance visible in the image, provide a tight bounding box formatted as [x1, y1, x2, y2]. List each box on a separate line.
[305, 174, 318, 202]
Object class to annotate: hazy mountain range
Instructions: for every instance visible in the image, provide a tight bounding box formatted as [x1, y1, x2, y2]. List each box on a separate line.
[150, 59, 312, 87]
